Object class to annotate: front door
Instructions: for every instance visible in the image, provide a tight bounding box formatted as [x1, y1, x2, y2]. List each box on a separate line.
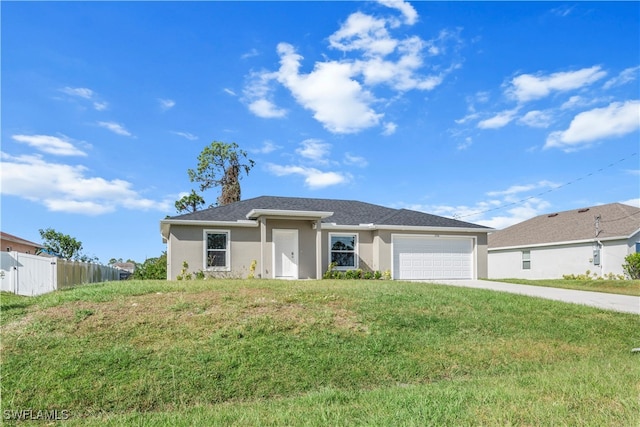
[273, 229, 298, 279]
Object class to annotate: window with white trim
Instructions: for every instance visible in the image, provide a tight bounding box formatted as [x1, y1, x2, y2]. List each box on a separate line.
[329, 233, 358, 269]
[204, 230, 230, 270]
[522, 250, 531, 270]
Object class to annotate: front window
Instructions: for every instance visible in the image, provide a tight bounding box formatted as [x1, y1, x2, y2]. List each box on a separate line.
[205, 230, 230, 270]
[522, 250, 530, 270]
[330, 234, 357, 269]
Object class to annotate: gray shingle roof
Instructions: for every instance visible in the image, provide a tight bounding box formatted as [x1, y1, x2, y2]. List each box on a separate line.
[168, 196, 490, 229]
[488, 203, 640, 249]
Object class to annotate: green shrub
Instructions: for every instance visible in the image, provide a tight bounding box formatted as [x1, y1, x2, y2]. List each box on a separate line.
[622, 253, 640, 279]
[131, 252, 167, 280]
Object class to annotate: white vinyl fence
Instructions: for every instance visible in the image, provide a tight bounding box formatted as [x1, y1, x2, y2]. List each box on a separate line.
[0, 252, 120, 296]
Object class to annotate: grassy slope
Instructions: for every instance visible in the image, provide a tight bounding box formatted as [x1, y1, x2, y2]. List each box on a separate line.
[1, 280, 638, 426]
[487, 278, 640, 296]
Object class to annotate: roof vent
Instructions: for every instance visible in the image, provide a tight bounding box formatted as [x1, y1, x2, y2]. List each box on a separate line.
[578, 208, 590, 213]
[547, 213, 558, 218]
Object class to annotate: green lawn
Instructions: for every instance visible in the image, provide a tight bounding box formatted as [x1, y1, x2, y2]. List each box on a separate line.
[487, 278, 640, 296]
[1, 279, 638, 426]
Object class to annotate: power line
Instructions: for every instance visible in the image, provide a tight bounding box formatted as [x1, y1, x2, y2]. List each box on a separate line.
[454, 152, 638, 220]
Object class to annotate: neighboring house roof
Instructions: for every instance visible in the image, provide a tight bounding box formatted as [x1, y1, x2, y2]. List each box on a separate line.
[0, 231, 43, 250]
[488, 203, 640, 250]
[112, 262, 136, 272]
[164, 195, 491, 231]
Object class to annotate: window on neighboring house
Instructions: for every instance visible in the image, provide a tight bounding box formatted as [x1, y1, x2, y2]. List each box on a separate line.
[330, 233, 358, 269]
[522, 250, 531, 270]
[204, 230, 230, 270]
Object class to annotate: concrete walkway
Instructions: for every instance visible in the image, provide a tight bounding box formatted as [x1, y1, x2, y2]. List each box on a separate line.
[425, 279, 640, 315]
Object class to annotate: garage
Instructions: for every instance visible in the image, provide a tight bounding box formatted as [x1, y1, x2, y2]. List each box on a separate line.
[393, 235, 474, 280]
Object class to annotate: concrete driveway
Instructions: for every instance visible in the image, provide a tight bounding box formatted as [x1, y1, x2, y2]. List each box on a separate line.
[425, 279, 639, 315]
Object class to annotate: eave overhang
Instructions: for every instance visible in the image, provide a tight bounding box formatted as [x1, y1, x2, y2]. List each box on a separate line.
[488, 233, 635, 252]
[160, 219, 259, 241]
[245, 209, 334, 220]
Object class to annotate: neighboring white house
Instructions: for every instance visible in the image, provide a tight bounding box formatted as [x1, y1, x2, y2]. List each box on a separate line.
[488, 203, 640, 279]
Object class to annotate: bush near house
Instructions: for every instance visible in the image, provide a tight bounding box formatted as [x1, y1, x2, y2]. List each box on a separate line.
[622, 253, 640, 280]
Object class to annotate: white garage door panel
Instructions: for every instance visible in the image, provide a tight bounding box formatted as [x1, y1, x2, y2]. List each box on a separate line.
[394, 237, 473, 280]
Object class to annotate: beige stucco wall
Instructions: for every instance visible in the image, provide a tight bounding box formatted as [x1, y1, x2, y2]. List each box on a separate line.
[166, 222, 490, 280]
[167, 225, 261, 280]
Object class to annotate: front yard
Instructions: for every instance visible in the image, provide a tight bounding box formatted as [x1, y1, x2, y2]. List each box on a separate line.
[1, 279, 638, 425]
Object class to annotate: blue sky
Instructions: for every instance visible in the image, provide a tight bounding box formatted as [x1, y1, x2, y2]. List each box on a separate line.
[2, 1, 639, 264]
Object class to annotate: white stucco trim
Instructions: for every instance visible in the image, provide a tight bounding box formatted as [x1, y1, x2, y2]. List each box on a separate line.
[328, 232, 359, 270]
[203, 229, 231, 272]
[322, 223, 491, 233]
[246, 209, 333, 220]
[489, 235, 631, 252]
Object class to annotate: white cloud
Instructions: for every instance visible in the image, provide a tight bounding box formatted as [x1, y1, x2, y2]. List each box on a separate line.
[60, 86, 94, 99]
[477, 108, 519, 129]
[241, 48, 259, 59]
[0, 152, 171, 215]
[545, 100, 640, 151]
[11, 134, 87, 157]
[248, 99, 287, 118]
[296, 139, 331, 162]
[329, 12, 397, 56]
[382, 122, 397, 135]
[276, 43, 382, 133]
[250, 140, 280, 154]
[60, 86, 108, 111]
[477, 199, 551, 229]
[603, 66, 640, 90]
[550, 5, 574, 17]
[97, 121, 132, 137]
[456, 136, 473, 151]
[243, 4, 459, 134]
[158, 98, 176, 110]
[171, 131, 198, 141]
[344, 153, 368, 167]
[506, 66, 607, 103]
[223, 88, 237, 96]
[243, 70, 288, 118]
[518, 110, 553, 128]
[621, 198, 640, 208]
[267, 164, 349, 189]
[560, 95, 586, 110]
[405, 196, 550, 230]
[486, 180, 559, 197]
[376, 0, 418, 25]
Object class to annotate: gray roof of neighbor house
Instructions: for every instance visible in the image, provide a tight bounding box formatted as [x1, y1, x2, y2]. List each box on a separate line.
[488, 203, 640, 249]
[166, 196, 491, 230]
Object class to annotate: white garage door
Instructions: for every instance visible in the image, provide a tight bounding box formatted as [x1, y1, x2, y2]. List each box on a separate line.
[393, 236, 473, 280]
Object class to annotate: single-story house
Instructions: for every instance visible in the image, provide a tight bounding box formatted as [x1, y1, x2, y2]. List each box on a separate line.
[160, 196, 492, 281]
[488, 203, 640, 279]
[0, 232, 43, 254]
